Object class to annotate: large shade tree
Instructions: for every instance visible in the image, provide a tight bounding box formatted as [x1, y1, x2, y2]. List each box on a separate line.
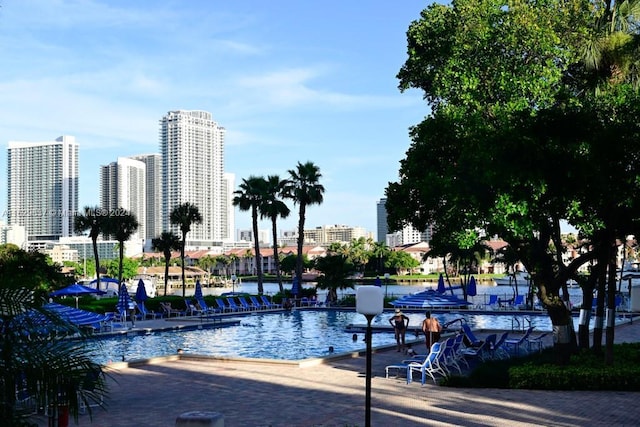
[385, 0, 640, 364]
[284, 161, 325, 286]
[170, 203, 203, 298]
[151, 231, 181, 297]
[233, 176, 267, 294]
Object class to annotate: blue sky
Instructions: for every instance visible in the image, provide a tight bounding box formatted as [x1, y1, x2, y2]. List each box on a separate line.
[0, 0, 430, 237]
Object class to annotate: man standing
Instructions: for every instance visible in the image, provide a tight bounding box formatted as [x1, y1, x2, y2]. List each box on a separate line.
[421, 311, 442, 351]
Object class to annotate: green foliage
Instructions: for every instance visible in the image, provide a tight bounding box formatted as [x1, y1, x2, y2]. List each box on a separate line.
[0, 245, 106, 425]
[385, 250, 420, 273]
[443, 343, 640, 390]
[315, 254, 355, 304]
[104, 257, 139, 281]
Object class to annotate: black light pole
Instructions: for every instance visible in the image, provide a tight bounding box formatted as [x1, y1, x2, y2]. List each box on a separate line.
[364, 313, 374, 427]
[356, 286, 383, 427]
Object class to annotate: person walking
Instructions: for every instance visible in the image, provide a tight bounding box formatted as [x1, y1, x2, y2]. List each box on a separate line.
[421, 311, 442, 351]
[389, 308, 410, 352]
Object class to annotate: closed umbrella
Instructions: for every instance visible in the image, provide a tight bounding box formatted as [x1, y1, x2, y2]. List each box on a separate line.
[468, 276, 477, 297]
[50, 283, 106, 308]
[135, 279, 148, 304]
[117, 283, 133, 326]
[437, 273, 446, 294]
[194, 279, 203, 300]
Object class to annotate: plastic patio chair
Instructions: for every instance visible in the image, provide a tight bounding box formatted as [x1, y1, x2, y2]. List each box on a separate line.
[237, 296, 256, 311]
[385, 341, 445, 385]
[215, 298, 234, 313]
[249, 296, 265, 310]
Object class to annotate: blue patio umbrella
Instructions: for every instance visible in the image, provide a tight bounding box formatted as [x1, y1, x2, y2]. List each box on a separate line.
[194, 279, 203, 300]
[291, 277, 301, 296]
[468, 276, 477, 297]
[116, 283, 132, 317]
[135, 279, 148, 304]
[437, 273, 446, 294]
[50, 283, 106, 308]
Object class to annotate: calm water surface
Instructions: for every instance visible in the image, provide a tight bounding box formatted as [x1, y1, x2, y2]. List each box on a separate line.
[89, 306, 614, 365]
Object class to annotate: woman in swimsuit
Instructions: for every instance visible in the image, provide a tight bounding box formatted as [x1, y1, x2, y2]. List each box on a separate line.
[389, 308, 410, 352]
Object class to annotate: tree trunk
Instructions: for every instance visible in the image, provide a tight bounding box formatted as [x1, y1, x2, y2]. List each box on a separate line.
[92, 238, 101, 291]
[181, 232, 186, 298]
[605, 245, 617, 365]
[272, 219, 284, 294]
[295, 203, 307, 285]
[252, 207, 263, 294]
[164, 258, 170, 297]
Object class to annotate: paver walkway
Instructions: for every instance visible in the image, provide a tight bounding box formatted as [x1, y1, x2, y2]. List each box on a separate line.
[29, 315, 640, 427]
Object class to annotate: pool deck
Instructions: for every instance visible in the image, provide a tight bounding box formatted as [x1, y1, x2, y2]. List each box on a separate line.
[30, 310, 640, 427]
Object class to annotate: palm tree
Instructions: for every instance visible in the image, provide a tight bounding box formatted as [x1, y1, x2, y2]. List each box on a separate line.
[259, 175, 291, 293]
[73, 206, 109, 291]
[233, 176, 267, 294]
[579, 0, 640, 92]
[104, 211, 139, 288]
[284, 161, 325, 285]
[0, 245, 106, 424]
[152, 231, 181, 296]
[170, 203, 203, 298]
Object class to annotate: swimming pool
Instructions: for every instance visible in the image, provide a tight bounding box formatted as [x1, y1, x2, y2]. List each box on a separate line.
[87, 309, 624, 365]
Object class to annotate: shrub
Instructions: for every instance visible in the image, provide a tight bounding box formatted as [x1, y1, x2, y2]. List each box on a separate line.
[442, 343, 640, 391]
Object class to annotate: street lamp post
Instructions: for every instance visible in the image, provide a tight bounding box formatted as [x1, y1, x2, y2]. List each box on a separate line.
[231, 274, 237, 295]
[356, 286, 384, 427]
[384, 273, 390, 298]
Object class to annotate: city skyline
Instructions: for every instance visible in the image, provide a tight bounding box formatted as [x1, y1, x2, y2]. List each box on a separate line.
[0, 1, 428, 236]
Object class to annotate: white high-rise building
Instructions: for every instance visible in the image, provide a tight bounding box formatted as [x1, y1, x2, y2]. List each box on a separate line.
[376, 197, 433, 247]
[130, 153, 162, 246]
[100, 157, 146, 240]
[7, 136, 79, 241]
[160, 110, 226, 248]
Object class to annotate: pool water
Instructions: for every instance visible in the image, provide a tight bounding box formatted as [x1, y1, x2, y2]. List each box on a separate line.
[87, 309, 622, 365]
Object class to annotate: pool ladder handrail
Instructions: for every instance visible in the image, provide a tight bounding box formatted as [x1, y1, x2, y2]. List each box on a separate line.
[511, 316, 533, 332]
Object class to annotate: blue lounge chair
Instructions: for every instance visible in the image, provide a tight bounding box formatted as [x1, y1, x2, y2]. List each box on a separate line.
[249, 296, 265, 310]
[484, 294, 499, 310]
[238, 296, 256, 311]
[511, 295, 525, 309]
[195, 296, 218, 314]
[137, 301, 162, 320]
[407, 342, 448, 385]
[226, 298, 245, 312]
[385, 342, 445, 384]
[260, 295, 281, 309]
[184, 299, 203, 316]
[215, 298, 234, 313]
[461, 323, 483, 347]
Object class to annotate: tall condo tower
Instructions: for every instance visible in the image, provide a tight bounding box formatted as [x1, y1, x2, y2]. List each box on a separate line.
[129, 153, 162, 246]
[160, 110, 226, 247]
[99, 157, 146, 241]
[7, 136, 79, 241]
[376, 198, 388, 243]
